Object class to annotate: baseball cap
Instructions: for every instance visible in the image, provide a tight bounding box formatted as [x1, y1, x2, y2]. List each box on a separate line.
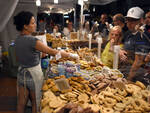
[125, 7, 144, 19]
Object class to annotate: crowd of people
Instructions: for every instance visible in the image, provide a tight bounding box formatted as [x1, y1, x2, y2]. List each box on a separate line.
[13, 6, 150, 113]
[79, 7, 150, 83]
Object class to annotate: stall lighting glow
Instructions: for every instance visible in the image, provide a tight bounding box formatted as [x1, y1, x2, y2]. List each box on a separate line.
[54, 0, 58, 4]
[84, 14, 90, 16]
[78, 0, 83, 5]
[84, 0, 88, 1]
[64, 15, 69, 18]
[36, 0, 41, 6]
[93, 7, 95, 12]
[64, 12, 68, 15]
[49, 7, 52, 10]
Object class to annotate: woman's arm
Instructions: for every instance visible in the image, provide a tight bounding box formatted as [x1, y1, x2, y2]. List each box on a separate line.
[35, 40, 70, 58]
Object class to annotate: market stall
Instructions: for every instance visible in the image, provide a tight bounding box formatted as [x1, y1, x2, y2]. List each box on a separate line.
[0, 0, 150, 112]
[40, 42, 150, 113]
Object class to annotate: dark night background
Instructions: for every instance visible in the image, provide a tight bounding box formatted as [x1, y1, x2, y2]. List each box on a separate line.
[37, 0, 150, 28]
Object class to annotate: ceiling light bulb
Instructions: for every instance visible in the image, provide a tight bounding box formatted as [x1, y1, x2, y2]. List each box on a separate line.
[78, 0, 83, 5]
[84, 0, 88, 1]
[36, 0, 41, 6]
[93, 7, 95, 12]
[54, 0, 58, 4]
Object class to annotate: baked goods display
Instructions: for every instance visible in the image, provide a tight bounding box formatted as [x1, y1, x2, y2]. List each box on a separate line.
[40, 47, 150, 113]
[67, 40, 98, 49]
[46, 33, 67, 48]
[41, 75, 150, 113]
[70, 32, 77, 40]
[48, 48, 104, 79]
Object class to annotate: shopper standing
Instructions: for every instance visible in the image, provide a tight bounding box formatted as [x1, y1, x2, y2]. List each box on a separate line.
[119, 7, 150, 81]
[98, 13, 109, 38]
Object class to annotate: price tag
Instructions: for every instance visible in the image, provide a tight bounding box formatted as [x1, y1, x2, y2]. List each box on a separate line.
[88, 34, 92, 49]
[97, 36, 103, 44]
[55, 78, 70, 91]
[113, 45, 120, 69]
[113, 81, 126, 90]
[97, 37, 102, 59]
[114, 45, 120, 53]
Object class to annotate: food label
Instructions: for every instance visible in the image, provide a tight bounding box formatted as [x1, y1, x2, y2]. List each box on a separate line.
[55, 78, 70, 91]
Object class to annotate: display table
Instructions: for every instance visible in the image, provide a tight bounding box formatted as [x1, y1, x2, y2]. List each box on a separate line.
[40, 48, 150, 113]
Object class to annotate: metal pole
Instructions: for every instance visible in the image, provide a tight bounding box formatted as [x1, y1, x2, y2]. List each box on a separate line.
[74, 6, 77, 31]
[80, 0, 84, 31]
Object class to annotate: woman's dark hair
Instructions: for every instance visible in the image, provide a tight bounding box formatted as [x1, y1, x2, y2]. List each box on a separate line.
[13, 11, 34, 31]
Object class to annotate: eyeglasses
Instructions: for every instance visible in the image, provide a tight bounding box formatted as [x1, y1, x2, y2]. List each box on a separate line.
[110, 33, 120, 37]
[125, 18, 139, 22]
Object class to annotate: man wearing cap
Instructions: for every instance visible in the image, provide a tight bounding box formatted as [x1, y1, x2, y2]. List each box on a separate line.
[119, 7, 150, 81]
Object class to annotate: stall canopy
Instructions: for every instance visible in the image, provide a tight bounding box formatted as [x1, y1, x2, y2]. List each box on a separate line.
[89, 0, 117, 5]
[0, 0, 118, 32]
[19, 0, 118, 14]
[0, 0, 118, 51]
[0, 0, 19, 32]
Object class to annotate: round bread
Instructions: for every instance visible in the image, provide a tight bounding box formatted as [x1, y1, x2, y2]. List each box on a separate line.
[132, 91, 143, 99]
[104, 97, 117, 107]
[135, 81, 146, 89]
[102, 107, 114, 113]
[141, 90, 150, 98]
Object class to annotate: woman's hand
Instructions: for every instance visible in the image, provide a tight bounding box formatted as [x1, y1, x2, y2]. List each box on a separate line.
[110, 39, 115, 44]
[69, 53, 79, 60]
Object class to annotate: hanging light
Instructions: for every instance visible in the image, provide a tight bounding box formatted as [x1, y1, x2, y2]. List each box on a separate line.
[49, 7, 52, 11]
[78, 0, 83, 5]
[54, 0, 58, 4]
[93, 7, 95, 12]
[84, 0, 88, 1]
[36, 0, 41, 6]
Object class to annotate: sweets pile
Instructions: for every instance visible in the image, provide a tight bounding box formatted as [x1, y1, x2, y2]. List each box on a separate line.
[41, 75, 150, 113]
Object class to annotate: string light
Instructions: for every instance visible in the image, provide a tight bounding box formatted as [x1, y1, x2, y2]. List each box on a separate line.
[54, 0, 58, 4]
[36, 0, 41, 6]
[78, 0, 83, 5]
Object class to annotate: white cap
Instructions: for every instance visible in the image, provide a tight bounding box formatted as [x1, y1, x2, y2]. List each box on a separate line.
[125, 7, 144, 19]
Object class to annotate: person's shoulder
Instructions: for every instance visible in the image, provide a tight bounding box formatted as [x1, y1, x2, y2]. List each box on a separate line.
[124, 30, 132, 39]
[23, 35, 38, 42]
[124, 30, 131, 35]
[123, 25, 128, 32]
